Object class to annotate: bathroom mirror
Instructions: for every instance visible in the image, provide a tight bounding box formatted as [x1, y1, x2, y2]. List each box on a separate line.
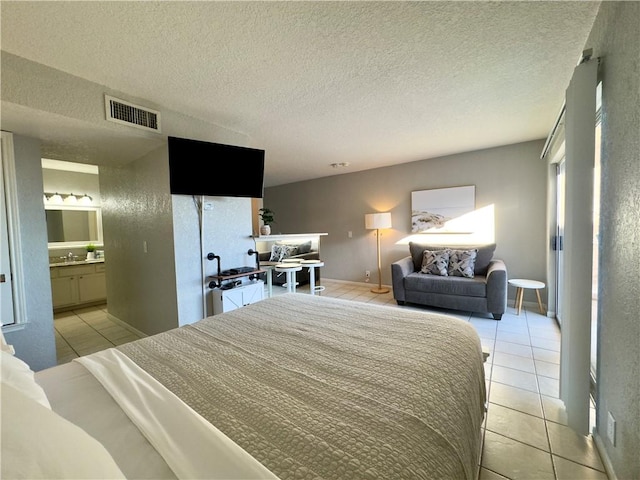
[45, 205, 103, 248]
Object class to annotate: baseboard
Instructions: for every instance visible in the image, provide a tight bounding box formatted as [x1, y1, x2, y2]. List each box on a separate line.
[324, 278, 392, 289]
[592, 430, 618, 480]
[507, 299, 548, 314]
[107, 313, 147, 338]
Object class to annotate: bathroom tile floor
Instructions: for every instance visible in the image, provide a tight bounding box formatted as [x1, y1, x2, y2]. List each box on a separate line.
[53, 304, 143, 364]
[54, 279, 608, 480]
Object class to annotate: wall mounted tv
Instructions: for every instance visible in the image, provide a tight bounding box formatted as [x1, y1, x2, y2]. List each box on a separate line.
[168, 136, 265, 198]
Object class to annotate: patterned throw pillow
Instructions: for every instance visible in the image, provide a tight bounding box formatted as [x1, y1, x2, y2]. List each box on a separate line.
[269, 244, 296, 262]
[448, 249, 478, 278]
[420, 249, 450, 276]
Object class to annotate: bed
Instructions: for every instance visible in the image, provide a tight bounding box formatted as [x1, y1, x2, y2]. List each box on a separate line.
[2, 293, 486, 480]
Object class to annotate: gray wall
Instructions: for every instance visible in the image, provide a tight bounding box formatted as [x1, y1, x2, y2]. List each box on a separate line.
[3, 134, 56, 371]
[585, 2, 640, 478]
[99, 147, 180, 335]
[172, 195, 256, 326]
[100, 147, 257, 334]
[264, 139, 547, 304]
[42, 169, 101, 205]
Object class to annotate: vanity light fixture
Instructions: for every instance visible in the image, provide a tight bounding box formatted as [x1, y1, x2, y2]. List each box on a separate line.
[44, 192, 93, 205]
[63, 193, 79, 204]
[46, 192, 64, 204]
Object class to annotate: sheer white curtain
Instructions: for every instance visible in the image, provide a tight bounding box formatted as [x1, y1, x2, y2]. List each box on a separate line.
[559, 58, 598, 435]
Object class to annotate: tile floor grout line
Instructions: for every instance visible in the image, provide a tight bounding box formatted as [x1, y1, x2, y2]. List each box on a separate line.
[479, 307, 499, 475]
[55, 309, 119, 359]
[524, 307, 559, 480]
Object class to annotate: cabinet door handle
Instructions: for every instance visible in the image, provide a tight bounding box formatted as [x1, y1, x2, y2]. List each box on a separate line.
[0, 273, 6, 283]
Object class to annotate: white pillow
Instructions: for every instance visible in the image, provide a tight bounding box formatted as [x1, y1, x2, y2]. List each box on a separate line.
[0, 328, 15, 355]
[0, 350, 51, 409]
[1, 383, 126, 479]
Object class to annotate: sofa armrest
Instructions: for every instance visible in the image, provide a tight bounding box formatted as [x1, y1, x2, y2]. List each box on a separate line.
[391, 256, 414, 302]
[486, 259, 507, 314]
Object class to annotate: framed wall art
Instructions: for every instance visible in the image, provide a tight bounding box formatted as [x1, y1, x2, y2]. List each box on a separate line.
[411, 185, 476, 233]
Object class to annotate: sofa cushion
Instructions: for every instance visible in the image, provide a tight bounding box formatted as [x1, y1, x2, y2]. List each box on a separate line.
[409, 242, 496, 275]
[404, 272, 487, 297]
[471, 244, 496, 275]
[420, 249, 449, 276]
[296, 241, 312, 254]
[276, 240, 313, 255]
[448, 249, 477, 278]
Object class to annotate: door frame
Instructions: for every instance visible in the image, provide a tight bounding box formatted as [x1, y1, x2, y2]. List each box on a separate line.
[555, 158, 566, 325]
[1, 131, 27, 330]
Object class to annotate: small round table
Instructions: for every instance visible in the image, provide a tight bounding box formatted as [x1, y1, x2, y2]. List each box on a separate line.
[275, 263, 302, 293]
[508, 278, 546, 315]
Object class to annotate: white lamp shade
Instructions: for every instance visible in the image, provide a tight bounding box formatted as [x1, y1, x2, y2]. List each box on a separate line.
[365, 212, 392, 230]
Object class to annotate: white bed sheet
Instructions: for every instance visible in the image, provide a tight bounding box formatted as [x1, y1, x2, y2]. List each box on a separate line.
[77, 348, 278, 480]
[36, 360, 177, 480]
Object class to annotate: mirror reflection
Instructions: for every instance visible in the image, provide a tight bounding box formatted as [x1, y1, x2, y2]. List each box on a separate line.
[45, 207, 102, 245]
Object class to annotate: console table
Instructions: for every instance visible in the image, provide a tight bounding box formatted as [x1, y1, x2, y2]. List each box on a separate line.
[211, 280, 264, 314]
[208, 269, 266, 315]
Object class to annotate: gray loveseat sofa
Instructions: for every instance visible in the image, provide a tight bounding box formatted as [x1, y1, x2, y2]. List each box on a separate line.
[391, 242, 507, 320]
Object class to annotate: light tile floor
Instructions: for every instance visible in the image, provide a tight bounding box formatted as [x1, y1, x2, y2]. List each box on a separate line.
[54, 304, 144, 364]
[54, 279, 608, 480]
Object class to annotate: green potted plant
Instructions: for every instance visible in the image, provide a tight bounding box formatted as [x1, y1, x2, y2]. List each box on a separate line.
[258, 208, 275, 235]
[86, 243, 96, 260]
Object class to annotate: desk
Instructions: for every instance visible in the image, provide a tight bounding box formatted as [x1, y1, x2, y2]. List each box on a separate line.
[508, 278, 545, 315]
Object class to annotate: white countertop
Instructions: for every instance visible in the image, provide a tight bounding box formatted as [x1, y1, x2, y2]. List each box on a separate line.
[49, 258, 105, 268]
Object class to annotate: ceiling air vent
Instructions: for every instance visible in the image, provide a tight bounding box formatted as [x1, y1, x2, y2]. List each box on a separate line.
[104, 95, 161, 133]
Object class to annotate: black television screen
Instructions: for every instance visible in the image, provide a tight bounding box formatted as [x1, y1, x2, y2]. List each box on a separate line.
[167, 136, 265, 198]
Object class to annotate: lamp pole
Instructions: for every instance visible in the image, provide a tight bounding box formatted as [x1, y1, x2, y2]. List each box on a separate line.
[365, 212, 392, 294]
[371, 228, 389, 294]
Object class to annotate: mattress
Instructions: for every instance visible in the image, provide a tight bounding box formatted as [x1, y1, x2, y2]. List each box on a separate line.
[36, 293, 486, 479]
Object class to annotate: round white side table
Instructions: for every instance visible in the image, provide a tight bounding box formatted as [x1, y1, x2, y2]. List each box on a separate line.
[275, 263, 302, 293]
[508, 278, 546, 315]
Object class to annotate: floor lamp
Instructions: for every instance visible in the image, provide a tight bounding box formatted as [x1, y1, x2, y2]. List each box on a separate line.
[365, 212, 392, 294]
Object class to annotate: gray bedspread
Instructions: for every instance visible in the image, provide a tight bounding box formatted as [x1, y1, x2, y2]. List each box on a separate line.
[118, 293, 486, 480]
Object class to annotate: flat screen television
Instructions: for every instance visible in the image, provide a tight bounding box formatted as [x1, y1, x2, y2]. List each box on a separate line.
[167, 136, 265, 198]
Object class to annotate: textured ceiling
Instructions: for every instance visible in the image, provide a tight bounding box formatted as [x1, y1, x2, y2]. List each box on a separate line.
[1, 1, 600, 187]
